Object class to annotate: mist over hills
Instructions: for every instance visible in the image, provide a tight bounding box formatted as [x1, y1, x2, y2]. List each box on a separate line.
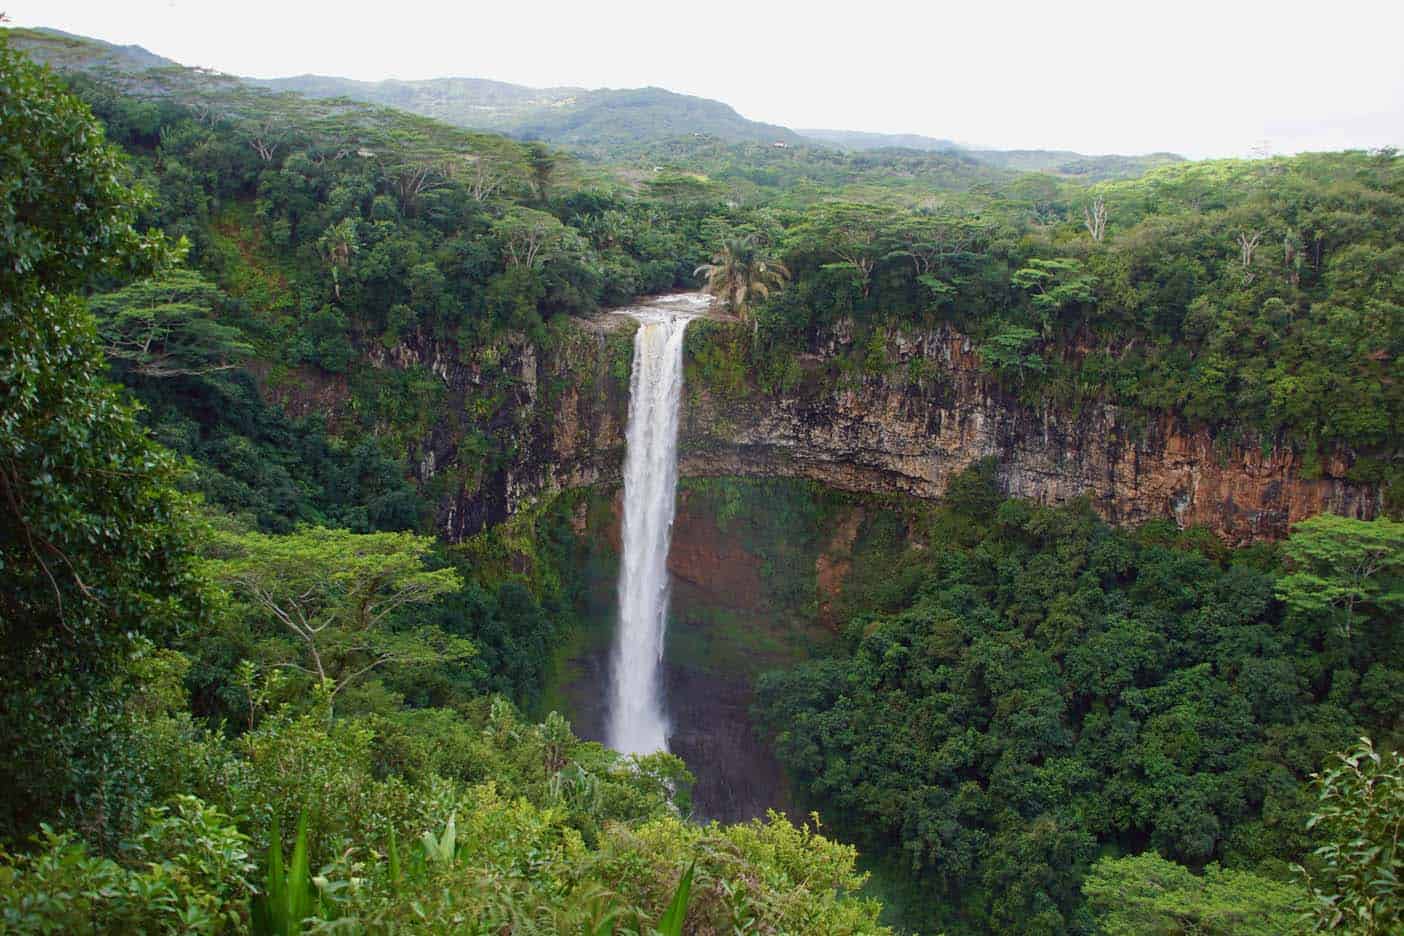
[799, 127, 964, 152]
[9, 25, 1179, 178]
[256, 74, 806, 150]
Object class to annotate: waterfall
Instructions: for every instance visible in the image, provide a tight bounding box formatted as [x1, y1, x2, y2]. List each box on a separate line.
[608, 296, 702, 755]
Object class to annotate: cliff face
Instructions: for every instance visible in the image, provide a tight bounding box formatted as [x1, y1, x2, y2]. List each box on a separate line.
[674, 324, 1380, 544]
[307, 310, 1377, 545]
[548, 486, 815, 822]
[340, 312, 1379, 821]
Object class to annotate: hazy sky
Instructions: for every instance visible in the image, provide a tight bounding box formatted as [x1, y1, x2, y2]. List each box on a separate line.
[9, 0, 1402, 158]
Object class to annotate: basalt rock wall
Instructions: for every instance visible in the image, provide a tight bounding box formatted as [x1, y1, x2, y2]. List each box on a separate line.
[674, 324, 1380, 544]
[329, 314, 1378, 546]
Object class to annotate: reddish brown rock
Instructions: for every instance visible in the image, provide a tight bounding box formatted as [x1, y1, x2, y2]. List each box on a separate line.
[254, 316, 1381, 545]
[815, 508, 863, 626]
[667, 492, 766, 610]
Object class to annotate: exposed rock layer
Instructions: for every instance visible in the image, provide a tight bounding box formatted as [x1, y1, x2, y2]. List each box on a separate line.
[265, 313, 1379, 545]
[433, 317, 1378, 545]
[548, 489, 804, 822]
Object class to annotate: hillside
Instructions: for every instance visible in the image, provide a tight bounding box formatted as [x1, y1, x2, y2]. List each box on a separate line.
[255, 74, 1175, 178]
[255, 73, 578, 129]
[10, 28, 798, 153]
[803, 126, 1186, 180]
[4, 25, 178, 71]
[257, 73, 804, 150]
[9, 27, 1170, 182]
[0, 27, 1030, 203]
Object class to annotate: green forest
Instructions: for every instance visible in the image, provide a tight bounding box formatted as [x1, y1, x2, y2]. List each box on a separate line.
[1, 22, 1401, 936]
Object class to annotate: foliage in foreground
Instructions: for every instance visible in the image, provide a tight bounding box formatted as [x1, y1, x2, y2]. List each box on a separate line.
[0, 34, 210, 848]
[1295, 739, 1403, 935]
[0, 690, 886, 934]
[0, 797, 253, 934]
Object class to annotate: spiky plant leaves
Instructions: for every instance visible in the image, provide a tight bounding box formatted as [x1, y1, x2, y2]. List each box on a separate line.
[387, 826, 402, 894]
[655, 861, 695, 936]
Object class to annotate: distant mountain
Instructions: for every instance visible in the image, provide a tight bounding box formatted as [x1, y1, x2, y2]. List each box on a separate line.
[800, 127, 1185, 180]
[799, 128, 962, 152]
[255, 75, 803, 150]
[5, 26, 1180, 180]
[7, 26, 179, 72]
[507, 87, 801, 149]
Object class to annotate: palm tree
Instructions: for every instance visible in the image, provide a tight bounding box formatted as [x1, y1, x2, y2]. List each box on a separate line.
[694, 235, 790, 327]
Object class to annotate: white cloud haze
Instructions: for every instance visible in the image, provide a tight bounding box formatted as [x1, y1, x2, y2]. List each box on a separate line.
[8, 0, 1402, 158]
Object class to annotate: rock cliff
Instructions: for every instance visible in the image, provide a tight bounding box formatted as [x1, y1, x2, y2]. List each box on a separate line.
[413, 311, 1378, 545]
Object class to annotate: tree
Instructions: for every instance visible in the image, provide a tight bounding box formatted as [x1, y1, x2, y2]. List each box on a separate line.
[540, 710, 572, 780]
[203, 526, 470, 702]
[693, 235, 790, 325]
[0, 37, 207, 842]
[1012, 258, 1097, 339]
[1085, 852, 1304, 935]
[1083, 194, 1107, 241]
[1276, 515, 1404, 641]
[89, 267, 253, 377]
[245, 116, 286, 164]
[1295, 739, 1403, 935]
[460, 152, 506, 202]
[386, 158, 445, 216]
[1237, 228, 1263, 283]
[886, 212, 982, 278]
[525, 142, 557, 204]
[787, 202, 888, 297]
[492, 206, 581, 270]
[979, 325, 1046, 384]
[315, 218, 358, 301]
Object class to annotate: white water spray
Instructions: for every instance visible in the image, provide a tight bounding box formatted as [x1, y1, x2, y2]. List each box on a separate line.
[608, 295, 706, 755]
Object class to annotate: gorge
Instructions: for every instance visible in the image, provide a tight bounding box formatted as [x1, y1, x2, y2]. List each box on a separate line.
[320, 300, 1386, 821]
[286, 295, 1381, 822]
[313, 308, 1385, 547]
[5, 23, 1400, 935]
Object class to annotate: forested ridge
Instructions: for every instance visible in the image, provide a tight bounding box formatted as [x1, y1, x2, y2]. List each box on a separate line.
[0, 26, 1400, 936]
[9, 26, 1399, 516]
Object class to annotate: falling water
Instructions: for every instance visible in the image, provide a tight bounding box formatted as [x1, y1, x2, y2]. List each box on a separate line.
[608, 295, 706, 755]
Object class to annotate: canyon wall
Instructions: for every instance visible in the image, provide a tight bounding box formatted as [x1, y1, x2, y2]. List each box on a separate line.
[264, 311, 1379, 546]
[405, 314, 1377, 545]
[281, 311, 1383, 821]
[680, 324, 1381, 543]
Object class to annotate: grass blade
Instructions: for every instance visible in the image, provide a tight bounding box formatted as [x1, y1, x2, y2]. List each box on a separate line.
[287, 810, 313, 931]
[655, 861, 695, 936]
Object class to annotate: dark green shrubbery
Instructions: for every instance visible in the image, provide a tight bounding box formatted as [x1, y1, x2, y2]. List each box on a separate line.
[756, 464, 1402, 934]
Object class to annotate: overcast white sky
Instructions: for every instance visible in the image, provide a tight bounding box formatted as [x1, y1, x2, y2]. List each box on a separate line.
[9, 0, 1402, 158]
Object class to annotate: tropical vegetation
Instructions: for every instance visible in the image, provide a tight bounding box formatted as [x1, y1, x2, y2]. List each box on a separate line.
[694, 235, 790, 325]
[1, 24, 1400, 936]
[754, 463, 1402, 933]
[0, 37, 886, 935]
